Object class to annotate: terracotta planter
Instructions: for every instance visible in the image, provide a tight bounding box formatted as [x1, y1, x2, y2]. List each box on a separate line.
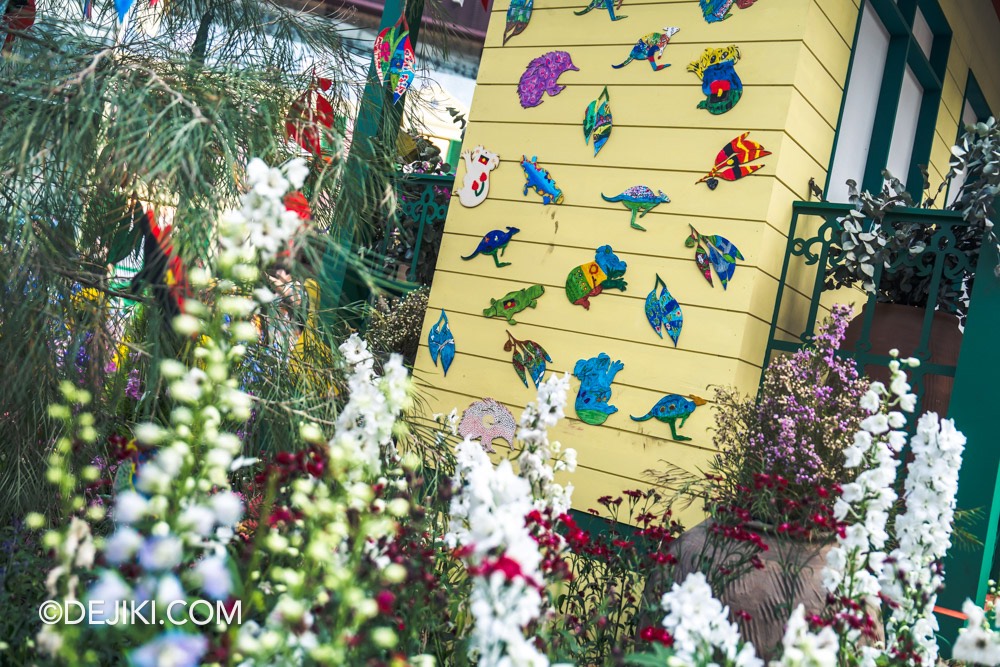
[642, 521, 883, 660]
[842, 303, 963, 416]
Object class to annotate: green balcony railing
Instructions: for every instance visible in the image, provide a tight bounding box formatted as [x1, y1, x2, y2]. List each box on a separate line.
[374, 171, 454, 292]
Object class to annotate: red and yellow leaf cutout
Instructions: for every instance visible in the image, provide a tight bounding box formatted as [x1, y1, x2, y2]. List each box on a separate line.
[697, 131, 771, 189]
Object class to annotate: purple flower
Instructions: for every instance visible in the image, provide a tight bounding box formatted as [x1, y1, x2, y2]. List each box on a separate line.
[126, 369, 142, 400]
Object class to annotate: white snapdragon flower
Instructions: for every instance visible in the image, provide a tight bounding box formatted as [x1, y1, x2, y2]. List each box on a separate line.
[115, 490, 149, 524]
[193, 554, 232, 600]
[773, 605, 839, 667]
[210, 491, 244, 526]
[138, 535, 184, 572]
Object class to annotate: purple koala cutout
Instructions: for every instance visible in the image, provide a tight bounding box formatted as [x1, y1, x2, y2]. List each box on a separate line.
[517, 51, 579, 109]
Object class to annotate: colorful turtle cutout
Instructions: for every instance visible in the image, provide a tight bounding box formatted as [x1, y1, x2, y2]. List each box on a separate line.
[697, 132, 771, 190]
[612, 27, 679, 71]
[575, 0, 626, 20]
[483, 284, 545, 324]
[427, 309, 456, 376]
[601, 186, 669, 231]
[457, 146, 501, 208]
[520, 156, 564, 204]
[583, 86, 613, 157]
[458, 398, 517, 453]
[518, 51, 578, 108]
[565, 245, 627, 310]
[504, 330, 552, 389]
[685, 225, 745, 289]
[504, 0, 533, 45]
[573, 353, 624, 426]
[700, 0, 757, 23]
[373, 16, 416, 104]
[631, 394, 706, 441]
[688, 45, 743, 115]
[645, 275, 683, 346]
[462, 227, 520, 268]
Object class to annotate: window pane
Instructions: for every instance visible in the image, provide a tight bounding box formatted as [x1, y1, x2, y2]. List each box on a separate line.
[886, 65, 924, 185]
[827, 2, 891, 202]
[947, 100, 981, 207]
[912, 8, 934, 59]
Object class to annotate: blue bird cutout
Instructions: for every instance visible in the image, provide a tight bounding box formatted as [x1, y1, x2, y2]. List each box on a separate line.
[644, 274, 683, 346]
[428, 309, 456, 376]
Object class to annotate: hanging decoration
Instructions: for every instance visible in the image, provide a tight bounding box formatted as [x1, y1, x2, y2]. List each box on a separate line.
[518, 51, 578, 108]
[373, 15, 416, 104]
[462, 226, 521, 268]
[601, 186, 669, 231]
[575, 0, 626, 21]
[83, 0, 92, 19]
[582, 86, 613, 157]
[612, 27, 679, 71]
[519, 156, 564, 204]
[286, 76, 335, 157]
[457, 146, 501, 207]
[686, 225, 744, 289]
[631, 394, 706, 441]
[504, 0, 534, 45]
[113, 0, 132, 23]
[697, 131, 770, 190]
[458, 398, 517, 453]
[483, 284, 545, 324]
[573, 354, 624, 426]
[688, 45, 743, 115]
[427, 310, 456, 376]
[565, 245, 627, 310]
[645, 275, 683, 346]
[129, 206, 190, 320]
[2, 0, 35, 53]
[504, 331, 552, 389]
[700, 0, 757, 24]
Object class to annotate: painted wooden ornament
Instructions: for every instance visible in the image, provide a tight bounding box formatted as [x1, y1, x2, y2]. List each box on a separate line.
[612, 27, 679, 71]
[575, 0, 626, 21]
[518, 51, 578, 108]
[645, 274, 683, 346]
[700, 0, 756, 23]
[697, 131, 771, 189]
[631, 394, 706, 441]
[520, 156, 564, 204]
[483, 284, 545, 324]
[583, 86, 613, 156]
[373, 16, 416, 104]
[505, 330, 551, 389]
[462, 227, 520, 268]
[504, 0, 533, 45]
[573, 353, 624, 426]
[601, 186, 669, 231]
[686, 225, 745, 289]
[458, 398, 517, 453]
[285, 76, 335, 157]
[565, 245, 627, 309]
[427, 309, 456, 376]
[688, 45, 743, 115]
[457, 146, 501, 207]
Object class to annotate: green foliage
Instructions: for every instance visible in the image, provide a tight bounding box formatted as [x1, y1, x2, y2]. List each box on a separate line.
[0, 0, 396, 523]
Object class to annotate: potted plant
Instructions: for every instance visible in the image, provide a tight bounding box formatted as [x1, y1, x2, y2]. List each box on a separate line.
[822, 120, 1000, 413]
[645, 305, 878, 659]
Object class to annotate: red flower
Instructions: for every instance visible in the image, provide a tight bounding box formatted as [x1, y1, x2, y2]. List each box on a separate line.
[283, 191, 311, 220]
[376, 590, 396, 615]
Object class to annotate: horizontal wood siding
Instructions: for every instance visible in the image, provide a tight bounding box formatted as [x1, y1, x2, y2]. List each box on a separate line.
[414, 0, 851, 518]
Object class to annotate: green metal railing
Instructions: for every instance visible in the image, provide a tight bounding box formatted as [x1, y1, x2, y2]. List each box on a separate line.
[763, 200, 974, 406]
[374, 172, 454, 292]
[764, 199, 1000, 645]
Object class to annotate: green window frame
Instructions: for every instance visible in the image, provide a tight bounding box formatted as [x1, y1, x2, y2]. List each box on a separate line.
[826, 0, 952, 199]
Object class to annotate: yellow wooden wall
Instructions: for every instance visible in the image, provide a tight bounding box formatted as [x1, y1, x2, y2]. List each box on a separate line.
[412, 0, 1000, 523]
